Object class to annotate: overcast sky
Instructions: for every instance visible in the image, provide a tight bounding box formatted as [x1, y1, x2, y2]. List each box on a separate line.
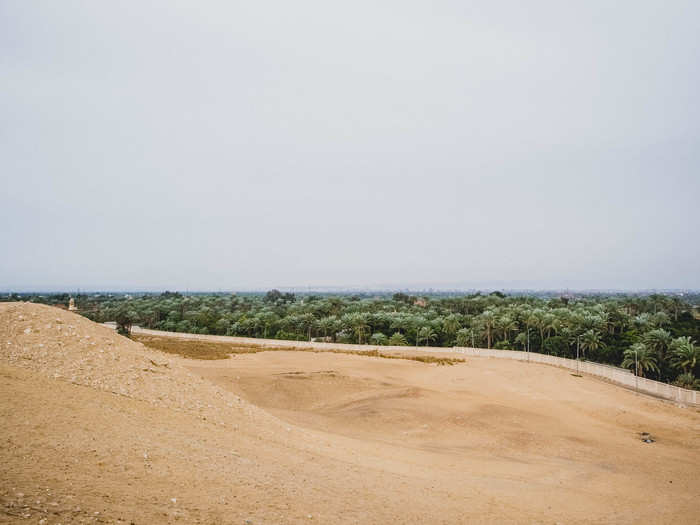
[2, 1, 699, 291]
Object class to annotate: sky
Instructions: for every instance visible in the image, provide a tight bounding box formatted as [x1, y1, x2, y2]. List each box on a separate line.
[1, 1, 699, 291]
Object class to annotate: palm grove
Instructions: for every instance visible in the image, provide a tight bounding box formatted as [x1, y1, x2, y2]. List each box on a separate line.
[7, 291, 699, 390]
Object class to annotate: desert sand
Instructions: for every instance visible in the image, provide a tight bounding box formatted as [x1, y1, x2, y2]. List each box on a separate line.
[1, 302, 699, 524]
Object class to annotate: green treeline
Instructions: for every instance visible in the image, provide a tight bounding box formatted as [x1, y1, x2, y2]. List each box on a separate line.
[5, 290, 699, 389]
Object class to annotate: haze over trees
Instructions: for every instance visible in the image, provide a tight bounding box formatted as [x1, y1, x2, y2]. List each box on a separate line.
[4, 291, 699, 389]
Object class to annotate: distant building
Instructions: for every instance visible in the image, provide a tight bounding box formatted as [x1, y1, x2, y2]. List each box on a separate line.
[68, 297, 78, 311]
[414, 298, 427, 307]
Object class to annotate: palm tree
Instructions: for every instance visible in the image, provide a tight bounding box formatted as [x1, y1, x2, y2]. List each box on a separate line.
[442, 314, 462, 341]
[644, 329, 673, 360]
[524, 308, 540, 352]
[579, 329, 604, 359]
[370, 332, 388, 346]
[670, 336, 698, 374]
[477, 310, 497, 349]
[544, 313, 561, 339]
[388, 332, 408, 346]
[389, 314, 411, 336]
[650, 311, 670, 328]
[349, 313, 371, 344]
[668, 296, 687, 321]
[530, 309, 547, 350]
[604, 304, 630, 335]
[259, 311, 278, 338]
[633, 313, 652, 332]
[416, 326, 437, 346]
[621, 343, 659, 378]
[318, 316, 338, 340]
[455, 328, 475, 348]
[297, 313, 316, 341]
[340, 313, 371, 344]
[496, 315, 518, 344]
[408, 316, 428, 345]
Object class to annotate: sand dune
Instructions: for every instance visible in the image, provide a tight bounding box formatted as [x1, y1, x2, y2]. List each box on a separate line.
[2, 303, 699, 524]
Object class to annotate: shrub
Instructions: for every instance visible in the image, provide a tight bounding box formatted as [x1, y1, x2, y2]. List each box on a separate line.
[493, 340, 514, 350]
[673, 373, 700, 390]
[388, 332, 408, 346]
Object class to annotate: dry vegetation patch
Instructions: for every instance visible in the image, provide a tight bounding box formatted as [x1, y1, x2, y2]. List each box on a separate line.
[134, 334, 464, 365]
[133, 334, 260, 359]
[353, 348, 463, 365]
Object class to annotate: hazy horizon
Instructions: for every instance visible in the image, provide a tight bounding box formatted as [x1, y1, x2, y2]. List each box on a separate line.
[3, 1, 699, 291]
[4, 281, 699, 295]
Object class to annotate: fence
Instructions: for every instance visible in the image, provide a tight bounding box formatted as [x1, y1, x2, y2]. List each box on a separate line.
[118, 325, 699, 407]
[451, 347, 698, 406]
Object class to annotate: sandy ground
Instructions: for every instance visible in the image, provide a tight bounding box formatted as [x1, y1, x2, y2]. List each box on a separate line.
[2, 303, 699, 524]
